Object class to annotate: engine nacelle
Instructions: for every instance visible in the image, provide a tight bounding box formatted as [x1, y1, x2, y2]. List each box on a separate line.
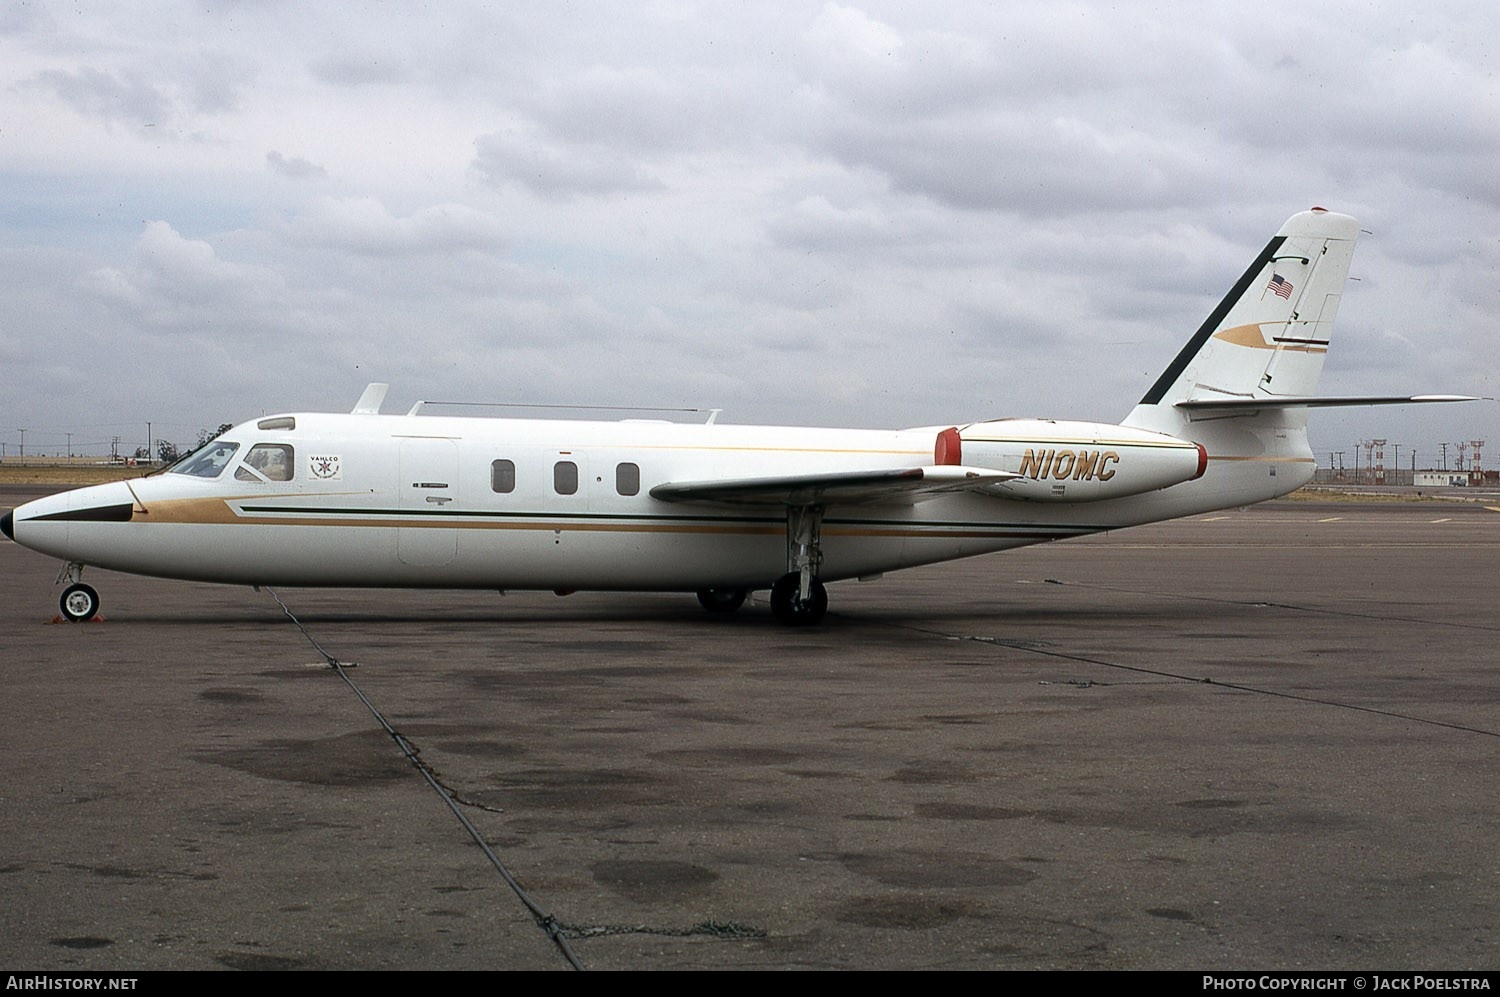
[935, 419, 1207, 503]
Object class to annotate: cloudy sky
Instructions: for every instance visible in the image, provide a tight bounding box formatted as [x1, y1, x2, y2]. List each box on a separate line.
[2, 1, 1495, 468]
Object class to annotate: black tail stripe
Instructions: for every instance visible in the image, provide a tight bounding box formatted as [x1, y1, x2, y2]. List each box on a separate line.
[1137, 234, 1286, 405]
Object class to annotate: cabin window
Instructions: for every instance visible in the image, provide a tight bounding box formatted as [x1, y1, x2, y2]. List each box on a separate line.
[235, 443, 295, 482]
[616, 462, 640, 496]
[491, 459, 516, 494]
[553, 460, 578, 495]
[170, 441, 240, 478]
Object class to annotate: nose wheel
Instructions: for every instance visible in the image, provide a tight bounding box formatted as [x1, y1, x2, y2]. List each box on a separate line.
[60, 583, 101, 622]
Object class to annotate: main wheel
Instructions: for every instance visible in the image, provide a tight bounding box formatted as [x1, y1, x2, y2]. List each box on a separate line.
[696, 589, 748, 613]
[60, 583, 101, 622]
[769, 572, 828, 626]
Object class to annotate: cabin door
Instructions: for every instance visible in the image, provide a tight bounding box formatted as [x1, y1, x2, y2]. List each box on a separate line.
[397, 437, 459, 566]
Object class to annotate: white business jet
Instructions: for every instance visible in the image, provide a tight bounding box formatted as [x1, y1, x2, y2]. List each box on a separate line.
[1, 209, 1473, 625]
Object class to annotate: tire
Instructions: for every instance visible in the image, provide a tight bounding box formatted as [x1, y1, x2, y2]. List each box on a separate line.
[696, 589, 748, 613]
[769, 572, 828, 626]
[60, 583, 101, 623]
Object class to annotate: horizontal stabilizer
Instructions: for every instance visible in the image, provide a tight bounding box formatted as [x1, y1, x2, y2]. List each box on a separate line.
[1176, 393, 1478, 412]
[650, 465, 1018, 507]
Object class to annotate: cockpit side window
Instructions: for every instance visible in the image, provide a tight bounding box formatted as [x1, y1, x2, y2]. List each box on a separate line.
[170, 441, 241, 478]
[235, 443, 295, 482]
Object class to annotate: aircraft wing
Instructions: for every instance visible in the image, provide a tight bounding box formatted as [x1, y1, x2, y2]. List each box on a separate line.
[649, 465, 1018, 507]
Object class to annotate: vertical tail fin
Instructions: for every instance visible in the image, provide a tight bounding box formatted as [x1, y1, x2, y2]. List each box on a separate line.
[1117, 210, 1468, 509]
[1127, 208, 1360, 427]
[1121, 209, 1360, 503]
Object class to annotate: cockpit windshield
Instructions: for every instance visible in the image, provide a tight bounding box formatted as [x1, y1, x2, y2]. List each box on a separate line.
[168, 441, 241, 478]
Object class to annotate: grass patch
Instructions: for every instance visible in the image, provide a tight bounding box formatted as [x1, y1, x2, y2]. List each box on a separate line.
[0, 464, 153, 486]
[1288, 486, 1448, 503]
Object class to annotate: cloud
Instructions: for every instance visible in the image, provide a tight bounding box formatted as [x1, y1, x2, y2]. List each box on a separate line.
[526, 64, 719, 153]
[308, 52, 409, 87]
[30, 66, 173, 125]
[277, 197, 509, 256]
[472, 128, 666, 200]
[82, 221, 289, 336]
[26, 48, 252, 129]
[266, 151, 328, 180]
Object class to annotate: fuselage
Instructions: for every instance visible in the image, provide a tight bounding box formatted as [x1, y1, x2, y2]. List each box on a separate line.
[2, 408, 1309, 593]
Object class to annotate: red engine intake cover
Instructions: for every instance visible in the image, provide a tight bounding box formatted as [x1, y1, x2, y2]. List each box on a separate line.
[935, 427, 961, 465]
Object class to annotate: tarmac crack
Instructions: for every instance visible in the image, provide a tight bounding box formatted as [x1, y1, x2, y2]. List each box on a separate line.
[557, 919, 766, 940]
[1040, 577, 1500, 634]
[875, 618, 1500, 741]
[261, 588, 768, 969]
[263, 587, 586, 971]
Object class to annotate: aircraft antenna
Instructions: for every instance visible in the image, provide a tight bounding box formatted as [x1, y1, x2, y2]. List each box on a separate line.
[413, 401, 722, 420]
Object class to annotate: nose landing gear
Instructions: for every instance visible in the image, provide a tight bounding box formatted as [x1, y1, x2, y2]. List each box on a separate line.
[60, 583, 102, 622]
[55, 562, 102, 622]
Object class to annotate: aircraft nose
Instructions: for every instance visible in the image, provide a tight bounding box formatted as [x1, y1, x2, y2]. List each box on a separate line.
[1, 509, 13, 541]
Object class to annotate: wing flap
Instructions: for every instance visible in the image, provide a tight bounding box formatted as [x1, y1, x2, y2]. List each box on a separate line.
[649, 465, 1019, 507]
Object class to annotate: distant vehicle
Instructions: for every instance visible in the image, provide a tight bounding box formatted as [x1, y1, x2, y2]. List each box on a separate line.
[1, 209, 1472, 624]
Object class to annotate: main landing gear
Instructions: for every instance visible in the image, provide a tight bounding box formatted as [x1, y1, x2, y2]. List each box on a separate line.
[770, 572, 827, 626]
[692, 504, 830, 626]
[56, 562, 101, 622]
[696, 588, 747, 613]
[769, 504, 827, 626]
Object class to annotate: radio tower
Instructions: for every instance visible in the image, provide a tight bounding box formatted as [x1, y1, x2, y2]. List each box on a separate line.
[1368, 440, 1386, 485]
[1469, 440, 1485, 483]
[1455, 442, 1468, 473]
